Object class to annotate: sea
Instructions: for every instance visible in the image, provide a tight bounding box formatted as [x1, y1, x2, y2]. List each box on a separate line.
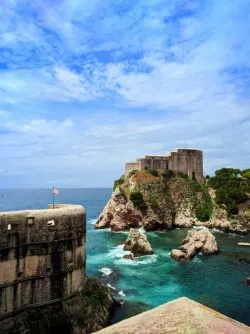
[0, 188, 250, 326]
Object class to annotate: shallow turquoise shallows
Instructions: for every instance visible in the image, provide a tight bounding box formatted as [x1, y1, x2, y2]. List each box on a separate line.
[1, 188, 250, 326]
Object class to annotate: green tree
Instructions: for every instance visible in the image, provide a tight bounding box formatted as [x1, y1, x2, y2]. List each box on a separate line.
[130, 191, 147, 211]
[208, 168, 249, 217]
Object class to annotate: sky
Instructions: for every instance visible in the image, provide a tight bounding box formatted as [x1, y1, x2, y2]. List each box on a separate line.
[0, 0, 250, 187]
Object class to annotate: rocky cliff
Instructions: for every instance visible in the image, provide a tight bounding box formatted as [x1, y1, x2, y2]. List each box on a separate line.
[95, 170, 249, 233]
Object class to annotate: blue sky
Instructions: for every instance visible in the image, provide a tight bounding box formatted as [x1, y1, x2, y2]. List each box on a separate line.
[0, 0, 250, 187]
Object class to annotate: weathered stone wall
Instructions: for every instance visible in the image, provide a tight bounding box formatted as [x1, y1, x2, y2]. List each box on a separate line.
[125, 148, 204, 183]
[125, 162, 141, 176]
[168, 149, 204, 183]
[0, 204, 86, 324]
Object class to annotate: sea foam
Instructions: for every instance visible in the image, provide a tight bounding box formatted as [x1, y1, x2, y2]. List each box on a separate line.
[118, 290, 126, 297]
[89, 219, 97, 225]
[107, 244, 158, 266]
[98, 267, 113, 276]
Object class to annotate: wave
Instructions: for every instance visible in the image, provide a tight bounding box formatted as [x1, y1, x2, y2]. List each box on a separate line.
[88, 219, 97, 225]
[118, 290, 126, 297]
[107, 284, 116, 290]
[192, 226, 209, 231]
[107, 244, 158, 266]
[98, 267, 113, 276]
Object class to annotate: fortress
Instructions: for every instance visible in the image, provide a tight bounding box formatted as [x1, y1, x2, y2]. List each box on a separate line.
[0, 204, 86, 333]
[125, 148, 204, 183]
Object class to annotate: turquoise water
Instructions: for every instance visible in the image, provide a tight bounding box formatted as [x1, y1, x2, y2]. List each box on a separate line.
[0, 189, 250, 325]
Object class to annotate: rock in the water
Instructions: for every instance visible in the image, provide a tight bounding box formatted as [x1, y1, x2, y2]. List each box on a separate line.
[123, 253, 134, 260]
[170, 230, 219, 261]
[123, 228, 153, 257]
[246, 278, 250, 286]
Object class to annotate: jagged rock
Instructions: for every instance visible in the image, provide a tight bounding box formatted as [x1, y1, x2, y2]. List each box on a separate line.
[95, 188, 143, 231]
[123, 253, 134, 260]
[95, 171, 249, 233]
[170, 230, 219, 261]
[123, 229, 153, 257]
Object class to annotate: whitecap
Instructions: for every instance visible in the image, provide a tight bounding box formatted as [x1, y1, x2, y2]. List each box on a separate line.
[89, 219, 97, 225]
[117, 254, 158, 266]
[95, 228, 111, 233]
[107, 284, 116, 290]
[107, 244, 158, 266]
[193, 257, 203, 263]
[98, 267, 113, 276]
[193, 226, 209, 230]
[118, 290, 126, 297]
[212, 228, 225, 234]
[107, 244, 129, 258]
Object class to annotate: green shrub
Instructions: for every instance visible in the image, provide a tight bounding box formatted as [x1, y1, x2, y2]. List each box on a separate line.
[129, 170, 137, 177]
[113, 175, 125, 191]
[189, 179, 202, 193]
[241, 169, 250, 180]
[195, 194, 213, 222]
[161, 169, 174, 181]
[208, 167, 250, 217]
[146, 169, 159, 177]
[148, 194, 158, 208]
[176, 171, 188, 179]
[130, 190, 147, 211]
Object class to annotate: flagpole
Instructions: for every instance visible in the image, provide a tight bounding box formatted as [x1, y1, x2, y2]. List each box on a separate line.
[53, 187, 55, 209]
[52, 187, 59, 209]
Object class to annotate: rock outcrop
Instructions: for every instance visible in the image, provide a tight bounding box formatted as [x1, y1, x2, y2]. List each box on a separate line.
[71, 277, 117, 334]
[0, 277, 117, 334]
[95, 170, 249, 233]
[123, 228, 153, 257]
[170, 230, 219, 261]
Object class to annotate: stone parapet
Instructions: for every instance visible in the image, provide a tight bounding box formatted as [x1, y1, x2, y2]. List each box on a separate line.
[0, 204, 86, 321]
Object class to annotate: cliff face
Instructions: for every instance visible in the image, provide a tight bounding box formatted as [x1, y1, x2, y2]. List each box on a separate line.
[95, 171, 249, 233]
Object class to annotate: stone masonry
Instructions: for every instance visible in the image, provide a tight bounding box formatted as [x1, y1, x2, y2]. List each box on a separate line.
[125, 148, 204, 183]
[0, 204, 86, 331]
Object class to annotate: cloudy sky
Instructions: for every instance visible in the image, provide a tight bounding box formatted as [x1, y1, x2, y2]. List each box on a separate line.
[0, 0, 250, 187]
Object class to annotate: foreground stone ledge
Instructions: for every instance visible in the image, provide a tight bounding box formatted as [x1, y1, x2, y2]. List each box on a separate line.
[94, 297, 250, 334]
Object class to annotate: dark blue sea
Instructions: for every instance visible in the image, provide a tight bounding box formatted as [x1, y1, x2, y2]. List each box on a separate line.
[0, 188, 250, 325]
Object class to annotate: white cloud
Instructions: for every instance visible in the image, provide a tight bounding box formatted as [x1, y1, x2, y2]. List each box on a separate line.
[0, 0, 250, 187]
[5, 118, 74, 136]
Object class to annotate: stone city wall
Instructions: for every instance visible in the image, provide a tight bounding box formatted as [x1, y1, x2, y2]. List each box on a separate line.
[0, 204, 86, 322]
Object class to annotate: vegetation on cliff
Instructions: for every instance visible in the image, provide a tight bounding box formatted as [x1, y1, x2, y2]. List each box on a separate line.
[207, 168, 250, 216]
[96, 167, 250, 233]
[96, 169, 214, 232]
[113, 174, 125, 191]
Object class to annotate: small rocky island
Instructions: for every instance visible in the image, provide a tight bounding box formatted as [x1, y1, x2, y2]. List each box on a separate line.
[123, 228, 154, 258]
[170, 230, 219, 261]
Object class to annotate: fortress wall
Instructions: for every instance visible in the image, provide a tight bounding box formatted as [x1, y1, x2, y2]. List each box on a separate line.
[124, 149, 204, 183]
[176, 149, 204, 183]
[168, 149, 203, 182]
[0, 204, 86, 320]
[125, 162, 141, 176]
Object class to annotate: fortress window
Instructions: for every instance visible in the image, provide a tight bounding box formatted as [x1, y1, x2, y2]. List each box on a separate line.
[7, 224, 11, 230]
[17, 271, 23, 278]
[27, 217, 34, 225]
[47, 220, 55, 226]
[46, 268, 52, 274]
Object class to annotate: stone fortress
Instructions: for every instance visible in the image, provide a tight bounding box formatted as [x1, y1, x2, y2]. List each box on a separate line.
[0, 204, 86, 332]
[125, 148, 204, 183]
